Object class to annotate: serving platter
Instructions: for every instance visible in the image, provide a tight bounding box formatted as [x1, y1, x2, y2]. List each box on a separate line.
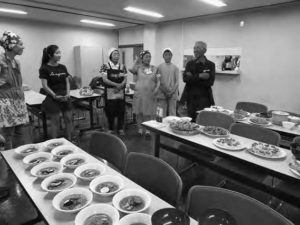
[200, 126, 230, 138]
[213, 137, 245, 151]
[247, 142, 287, 159]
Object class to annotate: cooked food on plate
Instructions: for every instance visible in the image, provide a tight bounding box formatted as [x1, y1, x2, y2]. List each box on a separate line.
[21, 146, 39, 154]
[234, 109, 250, 117]
[201, 126, 229, 137]
[216, 138, 241, 147]
[248, 142, 280, 157]
[60, 194, 87, 210]
[47, 142, 64, 149]
[232, 113, 246, 121]
[80, 169, 101, 178]
[66, 158, 85, 166]
[47, 178, 73, 191]
[29, 157, 48, 165]
[95, 182, 119, 194]
[249, 117, 269, 125]
[56, 150, 73, 157]
[37, 167, 58, 176]
[84, 213, 112, 225]
[119, 196, 145, 212]
[170, 120, 199, 131]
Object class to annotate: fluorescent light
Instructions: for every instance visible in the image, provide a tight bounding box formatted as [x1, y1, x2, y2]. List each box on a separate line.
[0, 8, 27, 14]
[201, 0, 227, 7]
[80, 19, 115, 27]
[124, 6, 164, 18]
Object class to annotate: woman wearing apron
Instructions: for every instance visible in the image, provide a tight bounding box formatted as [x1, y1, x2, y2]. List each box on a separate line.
[100, 48, 127, 135]
[0, 31, 29, 150]
[130, 50, 160, 136]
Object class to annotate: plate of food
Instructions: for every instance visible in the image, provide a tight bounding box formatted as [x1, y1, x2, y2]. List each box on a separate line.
[61, 153, 88, 169]
[89, 175, 124, 197]
[51, 145, 78, 159]
[201, 126, 230, 138]
[169, 120, 200, 135]
[79, 87, 94, 96]
[23, 152, 53, 166]
[74, 163, 106, 181]
[249, 117, 271, 127]
[15, 143, 42, 157]
[75, 203, 120, 225]
[247, 142, 287, 159]
[52, 187, 93, 214]
[31, 161, 63, 178]
[231, 112, 247, 121]
[119, 213, 151, 225]
[112, 189, 151, 214]
[41, 173, 77, 193]
[234, 109, 251, 117]
[43, 138, 67, 151]
[213, 137, 245, 151]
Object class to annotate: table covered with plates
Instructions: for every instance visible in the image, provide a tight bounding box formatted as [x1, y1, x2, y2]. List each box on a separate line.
[142, 119, 300, 207]
[1, 139, 197, 225]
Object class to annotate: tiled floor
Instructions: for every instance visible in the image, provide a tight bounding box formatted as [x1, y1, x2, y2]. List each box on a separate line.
[0, 113, 300, 225]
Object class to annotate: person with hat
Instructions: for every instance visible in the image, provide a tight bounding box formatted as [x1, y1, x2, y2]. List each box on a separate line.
[0, 31, 29, 150]
[183, 41, 215, 122]
[100, 48, 127, 135]
[130, 50, 160, 136]
[39, 44, 73, 140]
[157, 48, 179, 116]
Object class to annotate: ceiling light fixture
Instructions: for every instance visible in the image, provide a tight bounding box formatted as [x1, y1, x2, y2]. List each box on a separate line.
[124, 6, 164, 18]
[201, 0, 227, 7]
[0, 8, 27, 14]
[80, 19, 115, 27]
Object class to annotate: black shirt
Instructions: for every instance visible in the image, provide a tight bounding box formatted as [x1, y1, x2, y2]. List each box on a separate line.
[39, 64, 69, 95]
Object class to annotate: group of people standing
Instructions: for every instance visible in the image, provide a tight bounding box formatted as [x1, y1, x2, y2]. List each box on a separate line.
[0, 29, 216, 149]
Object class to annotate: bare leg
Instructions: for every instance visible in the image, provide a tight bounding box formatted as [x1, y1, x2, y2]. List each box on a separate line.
[62, 110, 73, 140]
[1, 127, 14, 150]
[136, 113, 144, 135]
[143, 115, 152, 135]
[49, 113, 60, 139]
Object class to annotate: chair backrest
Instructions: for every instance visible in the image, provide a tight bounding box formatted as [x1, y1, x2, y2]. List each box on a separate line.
[186, 185, 294, 225]
[124, 152, 182, 206]
[88, 131, 127, 172]
[230, 123, 281, 146]
[293, 136, 300, 143]
[236, 101, 268, 113]
[196, 111, 235, 130]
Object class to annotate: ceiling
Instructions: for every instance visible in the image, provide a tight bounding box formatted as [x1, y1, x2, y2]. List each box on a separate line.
[0, 0, 297, 29]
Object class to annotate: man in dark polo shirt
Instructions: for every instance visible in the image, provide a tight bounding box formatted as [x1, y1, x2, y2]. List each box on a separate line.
[183, 41, 215, 122]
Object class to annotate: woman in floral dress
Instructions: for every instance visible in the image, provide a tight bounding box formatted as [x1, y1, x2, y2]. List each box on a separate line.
[0, 31, 29, 150]
[130, 50, 160, 136]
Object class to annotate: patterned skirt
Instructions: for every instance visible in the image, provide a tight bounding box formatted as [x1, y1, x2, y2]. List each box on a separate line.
[0, 98, 29, 128]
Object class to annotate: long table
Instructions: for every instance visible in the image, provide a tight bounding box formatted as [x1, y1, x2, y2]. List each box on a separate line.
[24, 90, 47, 139]
[1, 139, 197, 225]
[142, 120, 300, 207]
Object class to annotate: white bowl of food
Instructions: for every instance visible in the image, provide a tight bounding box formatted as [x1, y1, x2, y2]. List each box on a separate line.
[52, 187, 93, 214]
[61, 153, 88, 169]
[89, 175, 124, 197]
[282, 121, 295, 129]
[43, 138, 67, 151]
[74, 163, 106, 181]
[75, 203, 120, 225]
[163, 116, 181, 124]
[271, 111, 289, 125]
[41, 173, 77, 193]
[51, 145, 78, 159]
[31, 161, 63, 178]
[15, 143, 42, 157]
[288, 116, 300, 124]
[23, 152, 53, 166]
[112, 189, 151, 214]
[180, 117, 192, 122]
[119, 213, 151, 225]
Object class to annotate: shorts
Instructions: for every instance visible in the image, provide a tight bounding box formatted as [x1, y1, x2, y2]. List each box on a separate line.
[42, 95, 72, 115]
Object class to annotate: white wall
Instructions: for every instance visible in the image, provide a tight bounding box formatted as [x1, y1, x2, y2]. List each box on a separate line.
[0, 17, 118, 91]
[119, 2, 300, 113]
[118, 26, 143, 46]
